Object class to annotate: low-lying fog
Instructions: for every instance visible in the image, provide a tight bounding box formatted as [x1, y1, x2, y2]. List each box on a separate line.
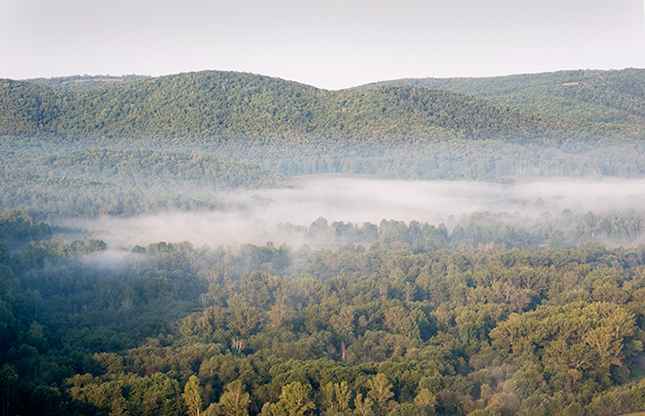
[53, 175, 645, 249]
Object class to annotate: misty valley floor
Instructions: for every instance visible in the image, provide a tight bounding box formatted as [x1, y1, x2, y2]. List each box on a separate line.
[50, 175, 645, 250]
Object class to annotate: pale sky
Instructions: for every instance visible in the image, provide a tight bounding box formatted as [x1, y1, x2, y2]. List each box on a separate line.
[1, 0, 644, 90]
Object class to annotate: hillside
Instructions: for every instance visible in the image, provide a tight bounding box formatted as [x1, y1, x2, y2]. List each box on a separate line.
[3, 69, 645, 183]
[24, 74, 150, 91]
[1, 70, 630, 144]
[4, 69, 645, 416]
[367, 68, 645, 126]
[0, 148, 291, 219]
[8, 148, 288, 188]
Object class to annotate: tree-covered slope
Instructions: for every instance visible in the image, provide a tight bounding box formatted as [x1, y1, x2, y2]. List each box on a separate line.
[1, 70, 625, 143]
[0, 80, 66, 135]
[0, 148, 291, 219]
[368, 68, 645, 126]
[10, 148, 289, 188]
[23, 74, 150, 91]
[4, 212, 645, 416]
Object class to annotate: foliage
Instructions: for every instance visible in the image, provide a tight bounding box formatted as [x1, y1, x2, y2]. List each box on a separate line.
[369, 68, 645, 126]
[25, 74, 150, 91]
[3, 211, 645, 415]
[3, 68, 645, 416]
[0, 146, 291, 219]
[184, 375, 204, 416]
[3, 69, 642, 143]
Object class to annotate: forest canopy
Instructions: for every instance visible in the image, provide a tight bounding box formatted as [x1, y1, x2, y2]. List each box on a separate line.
[3, 211, 645, 416]
[3, 68, 645, 416]
[2, 69, 644, 144]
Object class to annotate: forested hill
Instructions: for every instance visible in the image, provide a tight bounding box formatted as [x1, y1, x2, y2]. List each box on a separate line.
[23, 74, 150, 91]
[366, 68, 645, 126]
[0, 148, 292, 219]
[0, 70, 631, 144]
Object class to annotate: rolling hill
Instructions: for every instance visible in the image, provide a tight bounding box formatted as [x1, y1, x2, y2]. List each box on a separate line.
[366, 68, 645, 126]
[23, 74, 150, 91]
[2, 70, 634, 144]
[2, 69, 645, 183]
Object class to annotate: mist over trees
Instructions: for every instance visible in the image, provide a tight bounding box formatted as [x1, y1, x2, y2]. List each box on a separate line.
[2, 68, 645, 416]
[3, 212, 645, 415]
[4, 69, 645, 188]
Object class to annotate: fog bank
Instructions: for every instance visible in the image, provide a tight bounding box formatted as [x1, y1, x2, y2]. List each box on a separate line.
[53, 176, 645, 249]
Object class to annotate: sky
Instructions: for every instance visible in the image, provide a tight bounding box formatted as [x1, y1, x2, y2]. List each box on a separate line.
[1, 0, 645, 90]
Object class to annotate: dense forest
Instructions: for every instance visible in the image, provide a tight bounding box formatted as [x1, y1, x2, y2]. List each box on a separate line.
[3, 130, 644, 239]
[367, 69, 645, 127]
[24, 75, 150, 92]
[2, 69, 645, 185]
[0, 144, 291, 220]
[5, 136, 645, 197]
[4, 210, 645, 416]
[201, 140, 645, 180]
[2, 68, 645, 416]
[2, 70, 643, 143]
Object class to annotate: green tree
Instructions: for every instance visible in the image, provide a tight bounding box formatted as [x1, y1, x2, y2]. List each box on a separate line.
[322, 381, 352, 414]
[183, 375, 203, 416]
[271, 382, 315, 416]
[219, 380, 250, 416]
[0, 364, 19, 416]
[368, 374, 394, 416]
[414, 389, 437, 412]
[354, 392, 374, 416]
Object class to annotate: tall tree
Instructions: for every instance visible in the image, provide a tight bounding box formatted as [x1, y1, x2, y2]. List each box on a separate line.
[271, 382, 315, 416]
[368, 374, 394, 416]
[183, 375, 203, 416]
[219, 380, 250, 416]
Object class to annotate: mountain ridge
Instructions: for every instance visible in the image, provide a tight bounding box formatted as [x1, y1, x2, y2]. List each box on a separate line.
[3, 69, 638, 144]
[363, 68, 645, 126]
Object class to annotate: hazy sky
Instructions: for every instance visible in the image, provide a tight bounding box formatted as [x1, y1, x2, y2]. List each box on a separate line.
[1, 0, 644, 89]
